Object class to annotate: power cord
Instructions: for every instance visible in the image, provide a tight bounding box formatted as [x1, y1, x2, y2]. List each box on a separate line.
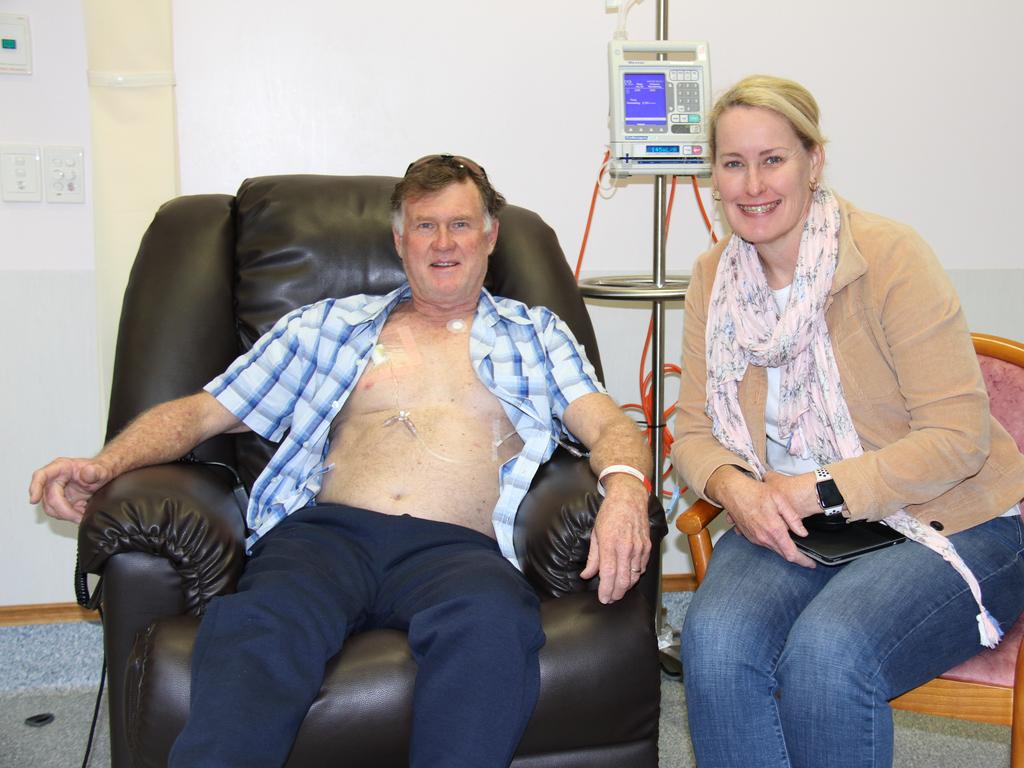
[177, 453, 250, 527]
[80, 625, 106, 768]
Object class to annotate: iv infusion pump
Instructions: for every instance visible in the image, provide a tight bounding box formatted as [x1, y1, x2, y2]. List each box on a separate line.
[608, 40, 712, 178]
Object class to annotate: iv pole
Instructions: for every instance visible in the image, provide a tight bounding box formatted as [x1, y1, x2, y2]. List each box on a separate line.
[651, 0, 668, 505]
[650, 0, 683, 674]
[579, 0, 690, 674]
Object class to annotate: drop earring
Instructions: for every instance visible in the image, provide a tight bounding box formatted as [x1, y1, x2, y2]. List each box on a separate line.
[711, 189, 721, 201]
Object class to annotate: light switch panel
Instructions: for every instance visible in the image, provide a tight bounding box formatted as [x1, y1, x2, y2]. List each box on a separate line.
[43, 146, 85, 203]
[0, 144, 41, 202]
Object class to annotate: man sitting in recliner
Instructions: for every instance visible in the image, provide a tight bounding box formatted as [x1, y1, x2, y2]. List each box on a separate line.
[29, 154, 653, 768]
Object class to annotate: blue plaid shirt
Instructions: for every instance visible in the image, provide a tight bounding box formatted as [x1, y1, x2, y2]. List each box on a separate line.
[205, 285, 604, 567]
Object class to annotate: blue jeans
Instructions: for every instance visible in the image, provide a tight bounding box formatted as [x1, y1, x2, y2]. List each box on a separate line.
[169, 504, 545, 768]
[681, 515, 1024, 768]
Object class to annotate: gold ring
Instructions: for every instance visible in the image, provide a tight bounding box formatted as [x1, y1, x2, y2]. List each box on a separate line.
[630, 568, 641, 573]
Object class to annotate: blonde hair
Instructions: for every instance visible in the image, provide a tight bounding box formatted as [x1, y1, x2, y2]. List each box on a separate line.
[708, 75, 827, 162]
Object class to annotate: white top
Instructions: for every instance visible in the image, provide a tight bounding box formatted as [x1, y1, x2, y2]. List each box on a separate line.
[764, 285, 817, 476]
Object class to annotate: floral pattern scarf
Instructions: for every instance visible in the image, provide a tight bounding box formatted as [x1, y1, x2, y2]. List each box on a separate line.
[704, 186, 1002, 648]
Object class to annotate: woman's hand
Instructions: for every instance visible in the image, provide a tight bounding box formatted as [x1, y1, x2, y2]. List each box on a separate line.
[762, 471, 822, 518]
[708, 466, 817, 568]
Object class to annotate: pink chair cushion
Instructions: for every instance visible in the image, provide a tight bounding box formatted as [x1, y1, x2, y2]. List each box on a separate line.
[979, 353, 1024, 452]
[942, 614, 1024, 688]
[937, 351, 1024, 689]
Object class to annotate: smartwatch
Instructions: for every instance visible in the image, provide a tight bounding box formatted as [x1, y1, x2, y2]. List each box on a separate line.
[815, 467, 845, 516]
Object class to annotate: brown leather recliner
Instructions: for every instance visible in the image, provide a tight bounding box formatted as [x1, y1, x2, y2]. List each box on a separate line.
[76, 175, 668, 768]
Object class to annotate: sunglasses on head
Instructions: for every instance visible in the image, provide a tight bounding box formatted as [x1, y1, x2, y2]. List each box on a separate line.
[404, 154, 489, 180]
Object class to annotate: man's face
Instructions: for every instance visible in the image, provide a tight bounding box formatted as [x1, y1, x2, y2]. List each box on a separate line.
[393, 179, 499, 314]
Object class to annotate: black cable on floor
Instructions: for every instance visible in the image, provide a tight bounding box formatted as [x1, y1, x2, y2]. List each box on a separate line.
[81, 639, 106, 767]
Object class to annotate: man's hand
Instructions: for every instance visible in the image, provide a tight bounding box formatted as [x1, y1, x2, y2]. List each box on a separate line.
[709, 466, 816, 569]
[562, 392, 654, 604]
[580, 475, 652, 604]
[29, 457, 112, 524]
[29, 392, 246, 526]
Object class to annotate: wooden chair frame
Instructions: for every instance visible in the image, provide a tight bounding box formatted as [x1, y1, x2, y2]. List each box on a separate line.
[676, 332, 1024, 765]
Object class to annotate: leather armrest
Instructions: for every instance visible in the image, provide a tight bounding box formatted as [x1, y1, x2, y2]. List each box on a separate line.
[514, 448, 667, 599]
[78, 463, 246, 616]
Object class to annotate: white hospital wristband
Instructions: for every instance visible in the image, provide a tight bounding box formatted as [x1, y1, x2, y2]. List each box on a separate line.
[597, 465, 652, 496]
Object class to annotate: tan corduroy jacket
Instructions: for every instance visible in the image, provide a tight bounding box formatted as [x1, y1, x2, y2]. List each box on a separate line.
[672, 196, 1024, 534]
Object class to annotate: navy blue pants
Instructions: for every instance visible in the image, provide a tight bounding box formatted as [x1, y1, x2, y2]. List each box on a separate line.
[168, 504, 545, 768]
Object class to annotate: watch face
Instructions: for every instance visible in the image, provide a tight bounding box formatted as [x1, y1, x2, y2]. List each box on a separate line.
[817, 478, 844, 509]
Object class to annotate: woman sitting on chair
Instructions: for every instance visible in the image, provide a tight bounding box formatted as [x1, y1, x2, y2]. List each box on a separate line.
[672, 74, 1024, 768]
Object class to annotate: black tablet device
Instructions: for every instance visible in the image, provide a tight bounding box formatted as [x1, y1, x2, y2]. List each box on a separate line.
[791, 517, 907, 565]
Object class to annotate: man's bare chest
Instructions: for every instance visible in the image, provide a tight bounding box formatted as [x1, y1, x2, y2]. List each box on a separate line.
[339, 313, 508, 427]
[319, 310, 522, 530]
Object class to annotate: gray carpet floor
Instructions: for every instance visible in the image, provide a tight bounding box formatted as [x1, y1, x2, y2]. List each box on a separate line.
[0, 594, 1011, 767]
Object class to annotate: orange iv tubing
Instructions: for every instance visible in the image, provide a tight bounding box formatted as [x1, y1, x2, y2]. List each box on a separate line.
[574, 156, 718, 497]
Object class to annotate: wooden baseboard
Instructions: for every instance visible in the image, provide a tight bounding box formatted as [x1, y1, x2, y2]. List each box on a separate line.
[0, 602, 98, 627]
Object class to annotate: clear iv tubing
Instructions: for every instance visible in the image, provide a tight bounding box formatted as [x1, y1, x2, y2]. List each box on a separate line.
[383, 408, 516, 466]
[614, 0, 645, 39]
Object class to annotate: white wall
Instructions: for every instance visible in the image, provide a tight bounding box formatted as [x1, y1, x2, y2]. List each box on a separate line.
[9, 0, 1023, 604]
[172, 0, 1024, 273]
[2, 0, 102, 605]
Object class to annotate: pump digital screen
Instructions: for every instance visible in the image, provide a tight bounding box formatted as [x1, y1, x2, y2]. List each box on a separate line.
[623, 73, 667, 125]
